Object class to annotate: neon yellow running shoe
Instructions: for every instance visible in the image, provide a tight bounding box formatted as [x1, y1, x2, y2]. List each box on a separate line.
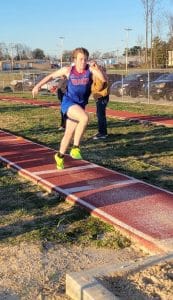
[70, 147, 82, 160]
[54, 153, 64, 170]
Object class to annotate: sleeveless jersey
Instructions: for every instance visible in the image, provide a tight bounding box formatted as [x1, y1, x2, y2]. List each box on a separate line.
[62, 65, 92, 110]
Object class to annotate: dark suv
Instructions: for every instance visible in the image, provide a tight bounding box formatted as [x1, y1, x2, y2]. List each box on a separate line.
[141, 73, 170, 97]
[150, 73, 173, 100]
[110, 72, 161, 98]
[107, 73, 123, 88]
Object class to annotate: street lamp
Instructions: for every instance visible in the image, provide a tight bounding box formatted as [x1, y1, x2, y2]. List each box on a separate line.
[115, 49, 119, 64]
[9, 43, 15, 71]
[58, 36, 64, 68]
[124, 28, 132, 74]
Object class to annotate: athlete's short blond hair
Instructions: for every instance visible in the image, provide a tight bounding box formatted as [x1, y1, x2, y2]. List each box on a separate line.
[72, 47, 89, 60]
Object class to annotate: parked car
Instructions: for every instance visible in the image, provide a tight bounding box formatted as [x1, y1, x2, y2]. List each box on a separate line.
[110, 79, 124, 97]
[40, 77, 61, 93]
[51, 63, 60, 69]
[141, 72, 170, 97]
[110, 72, 161, 98]
[107, 73, 123, 88]
[10, 78, 34, 91]
[150, 73, 173, 100]
[10, 73, 49, 91]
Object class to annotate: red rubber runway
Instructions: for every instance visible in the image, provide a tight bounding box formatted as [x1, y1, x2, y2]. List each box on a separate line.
[1, 95, 173, 127]
[1, 130, 173, 254]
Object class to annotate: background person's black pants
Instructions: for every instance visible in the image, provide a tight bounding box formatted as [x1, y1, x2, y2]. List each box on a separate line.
[96, 95, 109, 135]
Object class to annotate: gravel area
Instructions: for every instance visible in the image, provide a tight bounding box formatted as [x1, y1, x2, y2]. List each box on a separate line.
[0, 242, 143, 299]
[100, 257, 173, 300]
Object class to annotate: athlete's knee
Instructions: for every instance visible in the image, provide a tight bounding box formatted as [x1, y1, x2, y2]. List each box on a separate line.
[80, 113, 89, 125]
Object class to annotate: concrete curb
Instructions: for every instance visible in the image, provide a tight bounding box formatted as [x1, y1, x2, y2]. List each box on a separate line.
[66, 263, 121, 300]
[66, 252, 173, 300]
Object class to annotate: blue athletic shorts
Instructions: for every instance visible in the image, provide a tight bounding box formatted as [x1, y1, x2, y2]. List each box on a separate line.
[61, 98, 85, 115]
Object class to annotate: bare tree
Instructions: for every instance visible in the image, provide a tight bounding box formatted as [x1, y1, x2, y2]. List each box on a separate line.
[155, 18, 162, 38]
[14, 43, 23, 60]
[141, 0, 149, 65]
[136, 35, 145, 63]
[90, 51, 102, 60]
[166, 14, 173, 53]
[149, 0, 156, 68]
[0, 43, 7, 59]
[167, 14, 173, 37]
[141, 0, 159, 67]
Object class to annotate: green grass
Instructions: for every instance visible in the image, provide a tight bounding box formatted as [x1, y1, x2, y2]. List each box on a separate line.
[108, 101, 173, 117]
[0, 91, 58, 102]
[3, 90, 173, 115]
[2, 90, 173, 116]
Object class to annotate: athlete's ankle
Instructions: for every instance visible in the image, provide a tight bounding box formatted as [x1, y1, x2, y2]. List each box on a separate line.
[72, 145, 80, 149]
[58, 152, 64, 158]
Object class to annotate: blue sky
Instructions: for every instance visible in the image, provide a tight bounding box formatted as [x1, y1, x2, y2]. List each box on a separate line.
[1, 0, 173, 57]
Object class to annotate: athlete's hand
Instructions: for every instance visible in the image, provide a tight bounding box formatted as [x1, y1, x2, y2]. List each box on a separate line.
[89, 60, 99, 69]
[32, 86, 40, 98]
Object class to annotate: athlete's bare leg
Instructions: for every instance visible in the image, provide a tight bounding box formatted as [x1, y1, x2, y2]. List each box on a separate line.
[59, 104, 88, 154]
[67, 105, 88, 146]
[59, 119, 77, 154]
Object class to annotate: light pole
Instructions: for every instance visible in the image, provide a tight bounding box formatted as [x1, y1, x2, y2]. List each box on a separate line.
[9, 43, 15, 71]
[58, 36, 64, 67]
[124, 28, 132, 74]
[115, 49, 119, 64]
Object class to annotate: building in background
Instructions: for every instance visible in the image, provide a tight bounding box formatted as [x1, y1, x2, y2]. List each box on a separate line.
[168, 51, 173, 67]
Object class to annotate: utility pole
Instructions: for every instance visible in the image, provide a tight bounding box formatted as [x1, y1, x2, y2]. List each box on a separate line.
[146, 0, 149, 67]
[150, 0, 156, 69]
[9, 43, 15, 71]
[58, 36, 64, 68]
[116, 49, 119, 64]
[124, 28, 132, 74]
[150, 11, 153, 68]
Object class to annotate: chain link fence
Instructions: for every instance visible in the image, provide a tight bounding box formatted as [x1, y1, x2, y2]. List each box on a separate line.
[1, 69, 173, 104]
[108, 69, 173, 104]
[0, 71, 50, 95]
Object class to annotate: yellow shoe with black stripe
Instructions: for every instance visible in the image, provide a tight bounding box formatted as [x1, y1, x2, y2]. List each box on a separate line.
[70, 147, 82, 160]
[54, 153, 64, 170]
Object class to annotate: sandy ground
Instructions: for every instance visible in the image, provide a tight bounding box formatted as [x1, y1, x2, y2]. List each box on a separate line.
[1, 242, 172, 300]
[0, 242, 144, 300]
[101, 257, 173, 300]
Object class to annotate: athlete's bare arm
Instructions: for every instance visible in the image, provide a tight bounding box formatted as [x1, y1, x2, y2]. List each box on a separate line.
[32, 66, 71, 98]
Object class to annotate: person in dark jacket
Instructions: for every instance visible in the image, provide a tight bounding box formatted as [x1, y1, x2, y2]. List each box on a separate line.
[91, 64, 109, 139]
[56, 75, 67, 131]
